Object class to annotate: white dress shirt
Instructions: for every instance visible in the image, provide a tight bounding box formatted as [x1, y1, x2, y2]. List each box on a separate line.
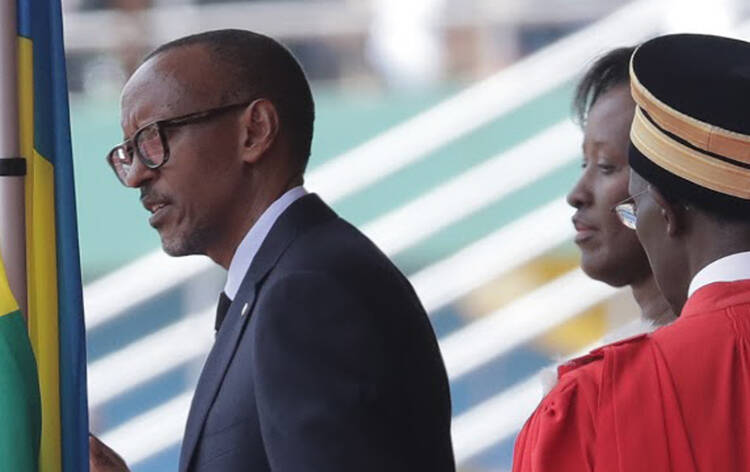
[224, 186, 308, 300]
[688, 251, 750, 298]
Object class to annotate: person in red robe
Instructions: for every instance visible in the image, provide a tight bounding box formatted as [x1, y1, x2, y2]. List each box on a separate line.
[513, 33, 750, 472]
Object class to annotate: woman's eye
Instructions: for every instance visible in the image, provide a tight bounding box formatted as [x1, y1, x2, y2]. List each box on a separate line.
[598, 164, 616, 174]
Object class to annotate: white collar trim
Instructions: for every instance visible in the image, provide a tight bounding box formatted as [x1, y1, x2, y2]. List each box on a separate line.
[224, 186, 307, 299]
[688, 251, 750, 298]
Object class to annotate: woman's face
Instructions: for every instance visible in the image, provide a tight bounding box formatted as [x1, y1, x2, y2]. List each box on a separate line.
[567, 84, 651, 287]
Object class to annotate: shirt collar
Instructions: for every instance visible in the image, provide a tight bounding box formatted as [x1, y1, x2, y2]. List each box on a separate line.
[687, 251, 750, 298]
[224, 186, 307, 299]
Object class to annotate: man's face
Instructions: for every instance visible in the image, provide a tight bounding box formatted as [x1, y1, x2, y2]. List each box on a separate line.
[629, 170, 687, 311]
[118, 46, 246, 258]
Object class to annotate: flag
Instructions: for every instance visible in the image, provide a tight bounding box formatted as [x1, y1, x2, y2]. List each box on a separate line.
[0, 253, 40, 471]
[15, 1, 89, 471]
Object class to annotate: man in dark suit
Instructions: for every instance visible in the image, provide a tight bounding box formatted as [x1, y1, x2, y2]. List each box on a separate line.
[90, 29, 455, 472]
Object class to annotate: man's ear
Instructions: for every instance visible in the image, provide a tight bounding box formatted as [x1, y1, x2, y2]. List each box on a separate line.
[649, 186, 686, 237]
[239, 99, 279, 164]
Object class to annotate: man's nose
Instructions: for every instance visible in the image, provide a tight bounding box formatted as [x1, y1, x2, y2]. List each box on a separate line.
[124, 157, 158, 188]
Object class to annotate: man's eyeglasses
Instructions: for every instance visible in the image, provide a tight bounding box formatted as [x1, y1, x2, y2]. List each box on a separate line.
[106, 100, 253, 185]
[612, 188, 649, 230]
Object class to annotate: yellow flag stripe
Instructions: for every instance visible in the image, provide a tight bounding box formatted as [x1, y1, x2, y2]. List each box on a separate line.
[0, 250, 20, 316]
[18, 36, 63, 472]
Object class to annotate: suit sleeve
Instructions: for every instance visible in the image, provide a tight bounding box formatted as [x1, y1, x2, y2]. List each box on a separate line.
[512, 367, 599, 472]
[252, 271, 410, 472]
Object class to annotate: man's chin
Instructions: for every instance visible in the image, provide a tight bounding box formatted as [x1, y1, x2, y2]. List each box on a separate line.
[160, 236, 193, 257]
[159, 230, 206, 258]
[162, 245, 191, 257]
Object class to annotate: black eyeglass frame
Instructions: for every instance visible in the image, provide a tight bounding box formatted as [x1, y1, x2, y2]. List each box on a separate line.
[106, 100, 254, 184]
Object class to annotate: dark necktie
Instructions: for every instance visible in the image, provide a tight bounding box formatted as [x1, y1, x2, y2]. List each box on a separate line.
[215, 291, 232, 332]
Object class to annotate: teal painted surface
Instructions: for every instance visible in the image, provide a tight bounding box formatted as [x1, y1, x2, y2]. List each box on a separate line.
[310, 86, 460, 166]
[69, 94, 161, 282]
[71, 82, 577, 282]
[394, 161, 580, 275]
[334, 82, 576, 226]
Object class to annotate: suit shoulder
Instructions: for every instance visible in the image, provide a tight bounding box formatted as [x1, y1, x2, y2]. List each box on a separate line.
[293, 216, 381, 252]
[279, 216, 403, 277]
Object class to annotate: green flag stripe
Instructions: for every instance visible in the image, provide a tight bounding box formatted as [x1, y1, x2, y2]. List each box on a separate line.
[0, 310, 41, 472]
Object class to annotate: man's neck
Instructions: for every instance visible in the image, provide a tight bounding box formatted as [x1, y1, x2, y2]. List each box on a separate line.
[686, 230, 750, 288]
[208, 175, 303, 269]
[671, 218, 750, 312]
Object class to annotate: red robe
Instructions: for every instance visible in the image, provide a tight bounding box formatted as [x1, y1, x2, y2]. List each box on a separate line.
[512, 280, 750, 472]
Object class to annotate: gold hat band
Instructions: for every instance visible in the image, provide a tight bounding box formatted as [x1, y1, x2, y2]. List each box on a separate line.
[630, 106, 750, 199]
[630, 60, 750, 165]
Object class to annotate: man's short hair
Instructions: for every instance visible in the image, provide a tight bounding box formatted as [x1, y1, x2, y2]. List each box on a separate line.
[573, 46, 636, 126]
[145, 29, 315, 172]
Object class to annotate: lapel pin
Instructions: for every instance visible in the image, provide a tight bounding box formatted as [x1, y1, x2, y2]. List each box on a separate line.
[241, 303, 249, 317]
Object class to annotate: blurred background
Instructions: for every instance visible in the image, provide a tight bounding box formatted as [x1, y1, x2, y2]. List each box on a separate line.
[67, 0, 749, 470]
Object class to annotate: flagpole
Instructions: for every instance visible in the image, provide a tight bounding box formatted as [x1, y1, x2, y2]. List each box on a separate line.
[0, 1, 27, 319]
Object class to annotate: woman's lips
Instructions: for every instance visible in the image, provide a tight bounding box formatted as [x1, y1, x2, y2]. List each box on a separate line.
[574, 228, 596, 244]
[572, 217, 597, 244]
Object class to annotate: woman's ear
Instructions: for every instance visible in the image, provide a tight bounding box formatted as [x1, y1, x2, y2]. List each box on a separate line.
[239, 98, 279, 164]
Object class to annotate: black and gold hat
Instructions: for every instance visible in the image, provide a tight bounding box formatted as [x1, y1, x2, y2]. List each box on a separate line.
[629, 33, 750, 215]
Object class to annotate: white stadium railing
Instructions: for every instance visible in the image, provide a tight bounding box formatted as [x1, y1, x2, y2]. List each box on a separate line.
[451, 342, 598, 465]
[439, 268, 616, 381]
[84, 2, 750, 469]
[413, 198, 574, 314]
[87, 308, 213, 409]
[362, 121, 579, 257]
[452, 370, 546, 465]
[100, 391, 195, 466]
[85, 252, 213, 330]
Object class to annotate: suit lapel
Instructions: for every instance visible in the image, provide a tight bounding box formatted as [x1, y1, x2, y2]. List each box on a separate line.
[179, 194, 336, 471]
[179, 277, 257, 472]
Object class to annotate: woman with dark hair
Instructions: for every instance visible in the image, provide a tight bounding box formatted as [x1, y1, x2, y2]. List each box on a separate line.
[567, 47, 674, 327]
[513, 45, 675, 472]
[512, 46, 675, 472]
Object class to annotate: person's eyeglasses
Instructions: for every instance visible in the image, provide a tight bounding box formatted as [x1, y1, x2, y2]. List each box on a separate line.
[106, 100, 253, 185]
[612, 188, 650, 230]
